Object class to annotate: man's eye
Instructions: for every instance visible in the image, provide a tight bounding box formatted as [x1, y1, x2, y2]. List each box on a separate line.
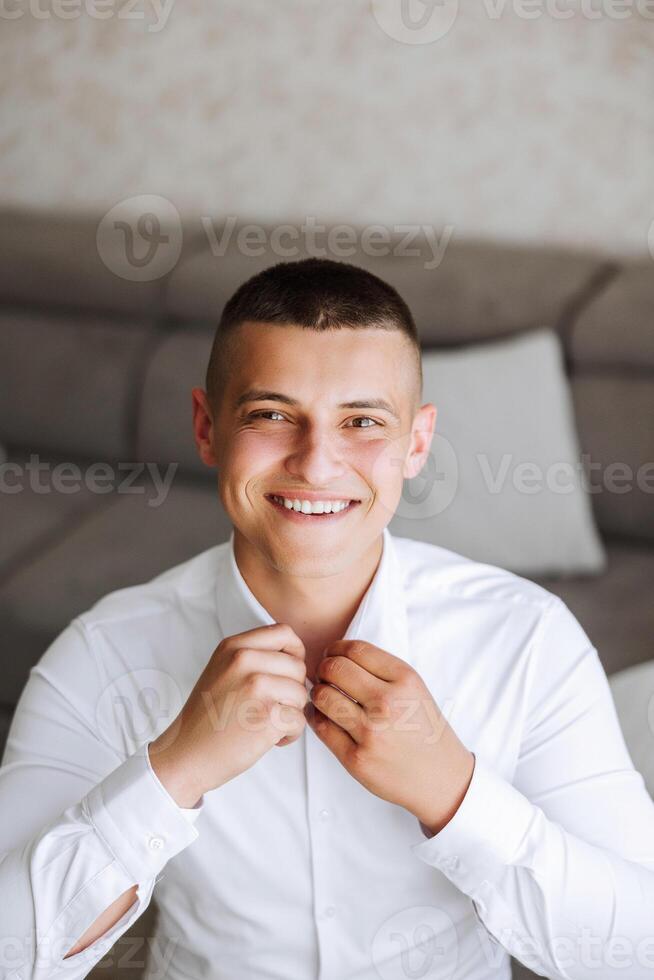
[247, 412, 379, 428]
[248, 410, 286, 421]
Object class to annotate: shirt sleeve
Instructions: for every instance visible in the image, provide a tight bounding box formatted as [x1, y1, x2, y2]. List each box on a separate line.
[410, 595, 654, 979]
[0, 618, 204, 980]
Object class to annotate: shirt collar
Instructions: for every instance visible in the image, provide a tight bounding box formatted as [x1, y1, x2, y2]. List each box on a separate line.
[215, 526, 412, 670]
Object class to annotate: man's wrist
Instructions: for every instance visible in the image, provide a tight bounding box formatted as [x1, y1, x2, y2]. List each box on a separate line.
[147, 738, 205, 809]
[417, 750, 476, 838]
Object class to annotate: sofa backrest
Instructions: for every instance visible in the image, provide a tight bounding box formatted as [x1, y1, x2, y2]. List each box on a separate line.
[1, 208, 652, 542]
[568, 264, 654, 541]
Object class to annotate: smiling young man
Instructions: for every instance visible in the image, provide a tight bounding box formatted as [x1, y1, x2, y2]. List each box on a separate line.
[193, 260, 437, 685]
[2, 258, 654, 980]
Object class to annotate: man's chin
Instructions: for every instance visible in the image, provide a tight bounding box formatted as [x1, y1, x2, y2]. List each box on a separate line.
[263, 538, 356, 578]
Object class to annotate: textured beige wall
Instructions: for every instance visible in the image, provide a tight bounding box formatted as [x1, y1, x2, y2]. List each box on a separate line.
[0, 0, 653, 257]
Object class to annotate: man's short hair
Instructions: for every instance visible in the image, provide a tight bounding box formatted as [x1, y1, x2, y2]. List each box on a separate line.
[205, 257, 423, 411]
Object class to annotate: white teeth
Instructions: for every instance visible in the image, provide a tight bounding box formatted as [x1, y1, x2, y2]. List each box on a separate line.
[271, 495, 353, 515]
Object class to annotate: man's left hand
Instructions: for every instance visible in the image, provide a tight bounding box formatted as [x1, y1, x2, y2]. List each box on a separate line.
[306, 639, 475, 836]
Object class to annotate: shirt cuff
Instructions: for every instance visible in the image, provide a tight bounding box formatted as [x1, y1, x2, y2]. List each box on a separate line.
[85, 743, 201, 883]
[178, 803, 204, 823]
[410, 754, 540, 894]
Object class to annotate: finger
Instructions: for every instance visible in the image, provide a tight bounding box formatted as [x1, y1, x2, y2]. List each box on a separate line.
[275, 731, 301, 748]
[274, 707, 306, 747]
[223, 623, 306, 661]
[259, 675, 309, 712]
[310, 682, 365, 741]
[307, 701, 356, 757]
[316, 655, 379, 706]
[325, 639, 405, 683]
[234, 649, 307, 684]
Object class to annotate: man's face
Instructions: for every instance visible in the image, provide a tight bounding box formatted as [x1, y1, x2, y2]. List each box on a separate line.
[193, 322, 436, 578]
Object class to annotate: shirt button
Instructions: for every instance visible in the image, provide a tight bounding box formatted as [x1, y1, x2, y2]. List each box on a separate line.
[324, 906, 336, 918]
[319, 809, 330, 821]
[148, 835, 165, 851]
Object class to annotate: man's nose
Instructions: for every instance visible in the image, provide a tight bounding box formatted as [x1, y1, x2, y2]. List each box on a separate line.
[283, 426, 348, 486]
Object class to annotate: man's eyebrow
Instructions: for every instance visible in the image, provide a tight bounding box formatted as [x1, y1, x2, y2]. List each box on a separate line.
[234, 388, 400, 421]
[234, 389, 297, 409]
[339, 398, 400, 422]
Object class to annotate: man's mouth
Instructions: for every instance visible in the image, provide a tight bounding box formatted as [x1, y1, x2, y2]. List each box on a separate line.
[264, 493, 362, 521]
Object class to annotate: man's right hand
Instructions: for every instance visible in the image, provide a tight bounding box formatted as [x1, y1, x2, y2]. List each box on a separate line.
[148, 623, 308, 807]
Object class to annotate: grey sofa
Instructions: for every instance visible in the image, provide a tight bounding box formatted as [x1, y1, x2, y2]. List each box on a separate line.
[0, 208, 652, 979]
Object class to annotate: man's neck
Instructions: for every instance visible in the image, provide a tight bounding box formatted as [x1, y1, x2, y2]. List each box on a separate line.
[232, 531, 384, 682]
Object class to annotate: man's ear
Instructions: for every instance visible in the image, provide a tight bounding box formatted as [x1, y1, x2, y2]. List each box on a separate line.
[191, 387, 219, 467]
[403, 403, 437, 480]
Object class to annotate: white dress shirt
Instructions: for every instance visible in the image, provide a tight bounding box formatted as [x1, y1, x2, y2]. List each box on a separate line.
[2, 526, 654, 980]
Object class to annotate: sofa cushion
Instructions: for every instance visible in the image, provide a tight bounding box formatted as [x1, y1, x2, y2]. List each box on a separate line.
[389, 328, 606, 576]
[89, 899, 159, 980]
[167, 224, 602, 345]
[352, 242, 604, 347]
[571, 263, 654, 371]
[0, 208, 166, 316]
[165, 228, 294, 322]
[528, 539, 654, 677]
[608, 660, 654, 800]
[137, 328, 214, 478]
[0, 450, 100, 580]
[0, 310, 155, 460]
[0, 474, 231, 706]
[0, 706, 14, 761]
[572, 374, 654, 542]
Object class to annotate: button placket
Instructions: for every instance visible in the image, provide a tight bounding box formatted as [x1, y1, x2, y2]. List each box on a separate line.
[305, 723, 343, 977]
